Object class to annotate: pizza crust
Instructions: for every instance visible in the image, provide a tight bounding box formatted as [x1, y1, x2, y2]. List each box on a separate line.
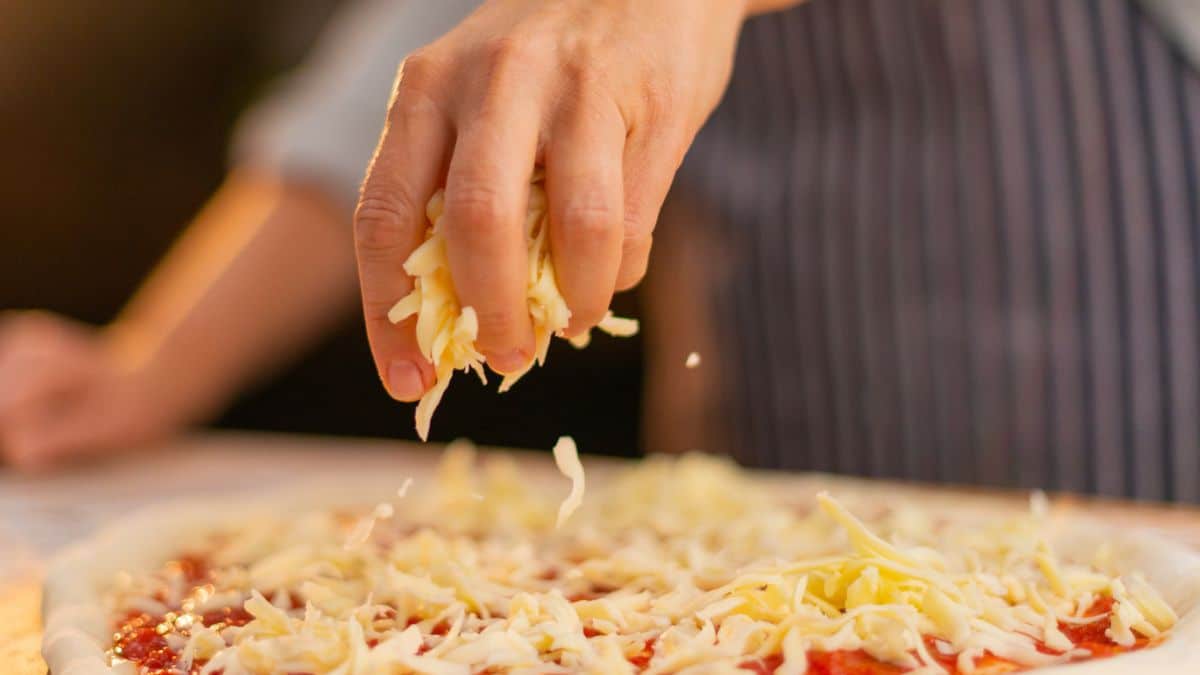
[41, 467, 1200, 674]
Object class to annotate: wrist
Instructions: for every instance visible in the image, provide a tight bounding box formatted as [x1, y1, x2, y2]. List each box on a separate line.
[101, 320, 228, 429]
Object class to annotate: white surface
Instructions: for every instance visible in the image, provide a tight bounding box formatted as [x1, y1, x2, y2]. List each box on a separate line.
[0, 432, 436, 582]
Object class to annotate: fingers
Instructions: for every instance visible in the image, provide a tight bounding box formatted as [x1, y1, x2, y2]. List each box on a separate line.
[546, 95, 626, 338]
[616, 126, 685, 291]
[0, 394, 131, 471]
[355, 57, 451, 401]
[1, 407, 74, 470]
[0, 312, 91, 413]
[440, 72, 541, 373]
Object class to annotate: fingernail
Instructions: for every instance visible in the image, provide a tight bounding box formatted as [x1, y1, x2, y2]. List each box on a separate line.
[387, 360, 426, 401]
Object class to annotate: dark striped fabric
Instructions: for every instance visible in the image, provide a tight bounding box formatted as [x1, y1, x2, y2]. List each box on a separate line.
[675, 0, 1200, 501]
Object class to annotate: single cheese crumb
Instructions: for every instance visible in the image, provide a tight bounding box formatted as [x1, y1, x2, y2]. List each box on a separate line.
[389, 176, 638, 440]
[685, 351, 701, 368]
[396, 477, 414, 498]
[343, 515, 377, 550]
[552, 436, 585, 528]
[345, 480, 408, 549]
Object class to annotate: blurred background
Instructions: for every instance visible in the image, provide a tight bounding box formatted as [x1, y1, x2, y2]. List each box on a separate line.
[8, 0, 1200, 502]
[0, 0, 644, 456]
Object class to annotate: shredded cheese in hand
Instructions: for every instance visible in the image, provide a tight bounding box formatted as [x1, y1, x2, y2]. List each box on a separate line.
[107, 452, 1177, 675]
[388, 176, 639, 440]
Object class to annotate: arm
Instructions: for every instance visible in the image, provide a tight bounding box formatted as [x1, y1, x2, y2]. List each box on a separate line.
[110, 171, 358, 426]
[0, 172, 355, 469]
[355, 0, 808, 401]
[0, 0, 484, 468]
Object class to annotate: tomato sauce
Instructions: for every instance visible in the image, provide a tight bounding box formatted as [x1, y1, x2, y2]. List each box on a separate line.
[113, 565, 1149, 675]
[724, 597, 1148, 675]
[627, 637, 657, 669]
[110, 553, 242, 675]
[113, 614, 175, 674]
[200, 605, 254, 629]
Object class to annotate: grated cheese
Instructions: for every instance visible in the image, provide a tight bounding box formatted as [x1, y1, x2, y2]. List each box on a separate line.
[552, 436, 585, 528]
[107, 453, 1177, 675]
[388, 176, 639, 440]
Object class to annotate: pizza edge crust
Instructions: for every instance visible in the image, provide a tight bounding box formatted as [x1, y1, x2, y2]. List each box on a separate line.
[39, 470, 1200, 675]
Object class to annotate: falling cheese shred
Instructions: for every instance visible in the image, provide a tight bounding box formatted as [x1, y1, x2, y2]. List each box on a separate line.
[107, 452, 1178, 675]
[552, 436, 585, 528]
[388, 175, 639, 440]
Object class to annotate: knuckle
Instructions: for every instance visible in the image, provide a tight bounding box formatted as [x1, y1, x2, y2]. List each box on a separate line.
[354, 189, 422, 256]
[562, 57, 605, 92]
[561, 198, 618, 241]
[481, 35, 538, 71]
[473, 306, 527, 350]
[640, 78, 680, 125]
[444, 182, 510, 237]
[390, 54, 445, 120]
[397, 51, 443, 94]
[474, 36, 542, 100]
[362, 296, 402, 324]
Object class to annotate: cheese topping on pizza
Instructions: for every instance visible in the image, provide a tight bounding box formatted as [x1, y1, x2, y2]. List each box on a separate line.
[388, 176, 638, 440]
[106, 447, 1176, 675]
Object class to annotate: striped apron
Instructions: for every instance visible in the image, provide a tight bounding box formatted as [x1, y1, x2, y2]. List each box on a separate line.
[668, 0, 1200, 501]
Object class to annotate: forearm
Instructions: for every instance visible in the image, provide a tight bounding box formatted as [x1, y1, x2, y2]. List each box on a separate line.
[106, 170, 358, 425]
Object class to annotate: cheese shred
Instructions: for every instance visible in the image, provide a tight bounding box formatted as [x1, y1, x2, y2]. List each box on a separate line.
[388, 176, 638, 440]
[108, 453, 1177, 675]
[552, 436, 585, 528]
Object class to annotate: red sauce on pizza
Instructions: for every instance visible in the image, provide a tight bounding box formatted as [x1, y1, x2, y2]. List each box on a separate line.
[807, 650, 909, 674]
[113, 614, 176, 675]
[111, 559, 1152, 675]
[200, 605, 254, 629]
[626, 637, 658, 669]
[1055, 596, 1153, 656]
[738, 654, 785, 674]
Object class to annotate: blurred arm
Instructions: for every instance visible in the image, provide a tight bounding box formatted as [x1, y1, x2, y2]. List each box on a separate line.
[112, 0, 484, 415]
[1, 0, 480, 468]
[0, 171, 355, 469]
[107, 171, 358, 426]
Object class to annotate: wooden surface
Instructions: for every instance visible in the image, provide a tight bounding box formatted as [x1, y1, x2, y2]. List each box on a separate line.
[6, 430, 1200, 674]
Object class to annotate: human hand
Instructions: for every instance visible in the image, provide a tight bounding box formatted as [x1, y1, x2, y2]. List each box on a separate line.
[355, 0, 760, 401]
[0, 312, 183, 470]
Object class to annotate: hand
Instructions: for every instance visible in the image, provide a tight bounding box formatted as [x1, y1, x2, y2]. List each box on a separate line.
[355, 0, 756, 402]
[0, 312, 181, 470]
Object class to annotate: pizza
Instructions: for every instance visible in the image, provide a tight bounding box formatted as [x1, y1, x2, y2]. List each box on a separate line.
[42, 441, 1198, 675]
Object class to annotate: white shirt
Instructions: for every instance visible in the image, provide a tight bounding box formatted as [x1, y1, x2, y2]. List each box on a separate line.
[231, 0, 481, 211]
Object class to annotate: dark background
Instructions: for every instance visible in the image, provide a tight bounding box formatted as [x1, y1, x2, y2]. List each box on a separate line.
[0, 0, 644, 456]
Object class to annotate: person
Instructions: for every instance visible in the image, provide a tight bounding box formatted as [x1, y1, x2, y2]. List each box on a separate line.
[3, 0, 1200, 502]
